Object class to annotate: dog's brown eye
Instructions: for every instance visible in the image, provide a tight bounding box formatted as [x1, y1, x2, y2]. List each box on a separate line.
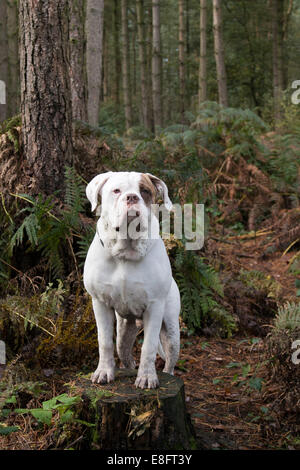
[113, 189, 120, 194]
[141, 189, 150, 195]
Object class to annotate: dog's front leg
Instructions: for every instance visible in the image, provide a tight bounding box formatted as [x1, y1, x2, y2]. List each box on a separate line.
[91, 298, 115, 384]
[135, 303, 164, 389]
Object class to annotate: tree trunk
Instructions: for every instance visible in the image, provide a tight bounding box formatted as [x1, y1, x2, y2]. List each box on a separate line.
[136, 0, 151, 131]
[198, 0, 207, 105]
[67, 369, 198, 450]
[132, 15, 137, 99]
[86, 0, 104, 126]
[7, 0, 20, 117]
[186, 0, 190, 104]
[69, 0, 87, 122]
[102, 24, 109, 102]
[146, 5, 155, 132]
[113, 0, 121, 107]
[212, 0, 228, 107]
[19, 0, 73, 196]
[152, 0, 162, 130]
[0, 0, 8, 122]
[282, 0, 293, 90]
[272, 0, 284, 123]
[121, 0, 133, 131]
[178, 0, 185, 122]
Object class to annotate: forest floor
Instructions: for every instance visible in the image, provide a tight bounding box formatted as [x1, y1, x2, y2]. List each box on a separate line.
[173, 235, 299, 450]
[1, 233, 299, 450]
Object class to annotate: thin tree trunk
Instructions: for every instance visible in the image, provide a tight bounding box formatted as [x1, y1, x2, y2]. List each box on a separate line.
[121, 0, 132, 130]
[212, 0, 228, 107]
[282, 0, 293, 89]
[7, 0, 20, 117]
[152, 0, 162, 130]
[136, 0, 151, 131]
[102, 24, 109, 102]
[186, 0, 190, 101]
[86, 0, 104, 126]
[132, 15, 137, 98]
[166, 21, 172, 124]
[113, 0, 121, 106]
[69, 0, 87, 122]
[178, 0, 185, 122]
[146, 5, 155, 132]
[0, 0, 8, 122]
[19, 0, 73, 196]
[272, 0, 285, 123]
[198, 0, 207, 105]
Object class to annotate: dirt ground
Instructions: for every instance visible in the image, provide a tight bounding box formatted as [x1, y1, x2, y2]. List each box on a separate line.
[177, 235, 299, 450]
[0, 236, 299, 450]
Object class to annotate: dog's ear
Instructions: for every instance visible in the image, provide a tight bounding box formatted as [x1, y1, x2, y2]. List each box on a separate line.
[86, 172, 113, 212]
[146, 173, 172, 210]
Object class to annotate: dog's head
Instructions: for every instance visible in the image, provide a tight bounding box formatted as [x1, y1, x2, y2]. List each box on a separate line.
[86, 171, 172, 234]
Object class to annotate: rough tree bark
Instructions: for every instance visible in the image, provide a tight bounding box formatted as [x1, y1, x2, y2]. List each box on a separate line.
[86, 0, 104, 126]
[198, 0, 207, 105]
[212, 0, 228, 107]
[121, 0, 132, 130]
[19, 0, 73, 196]
[152, 0, 162, 130]
[178, 0, 185, 122]
[0, 0, 8, 122]
[69, 0, 87, 122]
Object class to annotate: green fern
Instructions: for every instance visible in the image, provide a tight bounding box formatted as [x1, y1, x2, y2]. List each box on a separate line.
[274, 302, 300, 332]
[64, 166, 86, 217]
[9, 167, 88, 279]
[173, 247, 236, 337]
[76, 225, 95, 265]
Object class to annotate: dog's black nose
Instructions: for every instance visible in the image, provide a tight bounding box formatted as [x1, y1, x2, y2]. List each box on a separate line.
[127, 193, 139, 204]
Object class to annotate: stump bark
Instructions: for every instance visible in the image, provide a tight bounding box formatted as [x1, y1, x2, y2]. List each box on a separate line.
[72, 369, 197, 450]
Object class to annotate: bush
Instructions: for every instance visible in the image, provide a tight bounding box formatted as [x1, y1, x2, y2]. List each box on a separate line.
[265, 302, 300, 413]
[165, 237, 237, 338]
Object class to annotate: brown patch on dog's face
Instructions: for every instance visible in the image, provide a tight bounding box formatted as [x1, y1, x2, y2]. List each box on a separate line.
[139, 174, 157, 206]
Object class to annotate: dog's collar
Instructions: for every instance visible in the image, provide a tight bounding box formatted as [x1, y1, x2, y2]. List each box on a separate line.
[96, 225, 104, 247]
[96, 224, 120, 248]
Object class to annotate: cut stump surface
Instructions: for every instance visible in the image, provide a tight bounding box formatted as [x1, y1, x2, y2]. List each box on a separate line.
[69, 368, 198, 450]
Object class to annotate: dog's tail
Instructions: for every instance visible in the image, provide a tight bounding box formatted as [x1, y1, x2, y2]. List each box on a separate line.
[157, 337, 166, 362]
[136, 319, 166, 361]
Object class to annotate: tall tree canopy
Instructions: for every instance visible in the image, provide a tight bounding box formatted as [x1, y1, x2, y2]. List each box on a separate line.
[1, 0, 300, 135]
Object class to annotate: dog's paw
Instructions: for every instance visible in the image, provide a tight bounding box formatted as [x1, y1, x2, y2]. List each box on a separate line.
[135, 373, 159, 389]
[91, 367, 115, 384]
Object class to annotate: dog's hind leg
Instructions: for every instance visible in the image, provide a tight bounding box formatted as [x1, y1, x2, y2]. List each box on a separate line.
[160, 279, 180, 375]
[116, 312, 139, 369]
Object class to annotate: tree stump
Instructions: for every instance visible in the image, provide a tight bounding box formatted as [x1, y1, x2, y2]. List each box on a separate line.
[71, 369, 198, 450]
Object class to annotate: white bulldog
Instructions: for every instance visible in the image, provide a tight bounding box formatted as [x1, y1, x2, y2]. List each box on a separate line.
[83, 171, 180, 389]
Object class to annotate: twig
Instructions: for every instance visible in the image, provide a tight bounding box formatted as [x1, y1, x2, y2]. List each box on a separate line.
[0, 257, 38, 293]
[12, 310, 55, 337]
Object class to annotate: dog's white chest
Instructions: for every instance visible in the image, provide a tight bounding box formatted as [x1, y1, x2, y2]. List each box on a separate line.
[91, 262, 149, 319]
[107, 278, 148, 318]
